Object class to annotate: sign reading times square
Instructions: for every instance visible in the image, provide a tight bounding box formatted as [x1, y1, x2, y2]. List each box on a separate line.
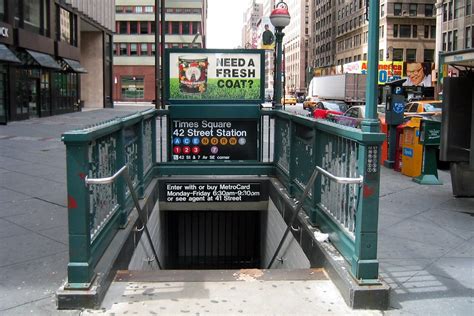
[171, 119, 257, 161]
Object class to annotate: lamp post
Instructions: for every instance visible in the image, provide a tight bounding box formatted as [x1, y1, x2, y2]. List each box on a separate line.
[270, 1, 291, 109]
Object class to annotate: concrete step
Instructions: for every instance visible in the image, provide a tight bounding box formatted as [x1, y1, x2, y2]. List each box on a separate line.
[82, 269, 382, 315]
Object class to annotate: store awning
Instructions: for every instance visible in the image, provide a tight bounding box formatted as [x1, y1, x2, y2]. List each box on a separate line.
[61, 58, 87, 73]
[0, 44, 21, 64]
[26, 49, 62, 70]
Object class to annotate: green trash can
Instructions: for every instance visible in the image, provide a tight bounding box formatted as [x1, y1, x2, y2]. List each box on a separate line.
[413, 118, 442, 185]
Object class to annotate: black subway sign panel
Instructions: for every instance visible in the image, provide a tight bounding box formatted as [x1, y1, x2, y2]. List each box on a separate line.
[171, 119, 257, 161]
[165, 183, 261, 203]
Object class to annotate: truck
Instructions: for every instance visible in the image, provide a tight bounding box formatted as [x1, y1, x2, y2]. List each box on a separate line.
[307, 73, 366, 104]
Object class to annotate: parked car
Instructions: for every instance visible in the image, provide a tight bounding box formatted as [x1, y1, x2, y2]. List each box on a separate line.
[311, 101, 347, 119]
[333, 105, 385, 128]
[281, 94, 297, 105]
[303, 96, 318, 110]
[404, 100, 442, 120]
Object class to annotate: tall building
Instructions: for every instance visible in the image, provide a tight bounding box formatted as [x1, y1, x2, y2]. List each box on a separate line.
[242, 0, 263, 48]
[113, 0, 207, 102]
[335, 0, 438, 65]
[0, 0, 115, 123]
[282, 0, 309, 96]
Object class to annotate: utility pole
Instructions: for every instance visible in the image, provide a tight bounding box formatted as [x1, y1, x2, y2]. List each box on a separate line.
[154, 0, 160, 109]
[160, 0, 166, 109]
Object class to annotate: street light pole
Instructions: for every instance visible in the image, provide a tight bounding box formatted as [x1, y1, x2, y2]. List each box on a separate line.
[270, 1, 291, 110]
[154, 0, 159, 109]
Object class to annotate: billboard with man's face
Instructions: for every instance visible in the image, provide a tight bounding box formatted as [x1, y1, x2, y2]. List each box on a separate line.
[259, 17, 275, 50]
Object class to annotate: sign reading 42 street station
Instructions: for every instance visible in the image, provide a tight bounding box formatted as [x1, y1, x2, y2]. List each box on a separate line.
[172, 119, 257, 161]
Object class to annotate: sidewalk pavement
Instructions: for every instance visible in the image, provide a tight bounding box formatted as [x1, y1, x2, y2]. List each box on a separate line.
[0, 107, 472, 315]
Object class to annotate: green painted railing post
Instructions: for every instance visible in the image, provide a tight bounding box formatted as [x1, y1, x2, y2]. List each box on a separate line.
[351, 142, 382, 282]
[116, 123, 127, 227]
[137, 119, 145, 198]
[152, 115, 157, 165]
[288, 119, 296, 197]
[310, 127, 323, 224]
[64, 142, 94, 288]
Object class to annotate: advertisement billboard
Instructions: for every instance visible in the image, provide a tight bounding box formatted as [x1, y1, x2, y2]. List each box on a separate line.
[165, 49, 265, 103]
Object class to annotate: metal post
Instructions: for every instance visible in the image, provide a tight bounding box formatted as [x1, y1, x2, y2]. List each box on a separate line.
[160, 0, 166, 109]
[360, 0, 380, 133]
[273, 27, 284, 109]
[154, 0, 160, 109]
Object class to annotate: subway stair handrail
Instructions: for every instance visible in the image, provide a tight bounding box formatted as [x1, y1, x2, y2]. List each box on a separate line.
[267, 166, 363, 269]
[85, 164, 162, 269]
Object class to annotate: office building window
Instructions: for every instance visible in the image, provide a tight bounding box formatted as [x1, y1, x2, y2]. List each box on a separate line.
[151, 21, 156, 34]
[454, 0, 462, 18]
[393, 48, 403, 61]
[423, 49, 434, 62]
[443, 3, 447, 21]
[448, 31, 452, 50]
[130, 22, 138, 34]
[381, 4, 385, 16]
[412, 25, 417, 38]
[363, 53, 367, 60]
[467, 1, 472, 16]
[406, 49, 416, 62]
[145, 6, 154, 13]
[140, 43, 148, 56]
[172, 22, 180, 34]
[425, 4, 433, 16]
[182, 22, 190, 34]
[58, 7, 77, 46]
[394, 24, 399, 37]
[140, 21, 148, 34]
[379, 49, 384, 61]
[130, 44, 137, 56]
[424, 25, 430, 38]
[400, 25, 411, 38]
[430, 25, 436, 38]
[192, 22, 201, 34]
[19, 0, 50, 35]
[394, 3, 402, 16]
[135, 6, 143, 13]
[442, 32, 447, 51]
[409, 3, 417, 16]
[119, 21, 127, 34]
[151, 44, 156, 56]
[449, 1, 453, 19]
[0, 0, 5, 21]
[24, 1, 41, 31]
[453, 30, 458, 50]
[466, 26, 472, 48]
[125, 6, 133, 13]
[113, 44, 118, 56]
[119, 43, 127, 55]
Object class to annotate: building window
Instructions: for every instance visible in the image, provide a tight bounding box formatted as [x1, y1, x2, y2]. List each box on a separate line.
[454, 0, 462, 19]
[448, 31, 452, 50]
[466, 26, 472, 48]
[151, 44, 156, 56]
[394, 3, 402, 16]
[151, 21, 156, 34]
[379, 49, 384, 61]
[453, 30, 458, 50]
[121, 77, 144, 100]
[125, 6, 133, 13]
[424, 25, 430, 38]
[182, 22, 190, 34]
[381, 4, 385, 17]
[449, 1, 453, 20]
[443, 3, 447, 21]
[409, 3, 417, 16]
[58, 7, 77, 46]
[363, 53, 367, 60]
[130, 22, 138, 34]
[393, 48, 403, 61]
[140, 21, 148, 34]
[115, 7, 123, 13]
[394, 24, 399, 37]
[0, 0, 5, 21]
[113, 44, 118, 56]
[423, 49, 434, 62]
[120, 43, 127, 55]
[145, 6, 153, 13]
[135, 6, 143, 13]
[19, 0, 50, 36]
[172, 22, 180, 34]
[442, 32, 447, 51]
[425, 4, 433, 16]
[406, 49, 416, 62]
[400, 25, 411, 38]
[119, 21, 127, 34]
[192, 22, 201, 34]
[412, 25, 417, 38]
[430, 25, 436, 39]
[467, 1, 472, 16]
[130, 43, 137, 56]
[140, 43, 148, 56]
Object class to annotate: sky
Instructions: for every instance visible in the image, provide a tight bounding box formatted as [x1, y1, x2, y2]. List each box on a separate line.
[206, 0, 252, 48]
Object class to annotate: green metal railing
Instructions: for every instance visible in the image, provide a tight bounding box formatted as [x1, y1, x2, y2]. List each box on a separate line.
[62, 109, 156, 288]
[62, 107, 384, 288]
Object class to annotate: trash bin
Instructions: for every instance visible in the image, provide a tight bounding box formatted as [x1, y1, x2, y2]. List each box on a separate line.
[413, 118, 442, 184]
[401, 117, 423, 177]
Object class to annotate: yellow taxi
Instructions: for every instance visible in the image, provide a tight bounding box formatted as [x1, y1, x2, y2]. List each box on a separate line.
[404, 100, 442, 118]
[303, 96, 318, 109]
[281, 95, 297, 105]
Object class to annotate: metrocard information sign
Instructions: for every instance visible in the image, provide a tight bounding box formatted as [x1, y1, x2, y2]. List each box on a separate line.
[165, 49, 265, 103]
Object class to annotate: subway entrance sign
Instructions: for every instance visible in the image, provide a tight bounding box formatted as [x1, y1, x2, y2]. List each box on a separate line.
[165, 49, 265, 163]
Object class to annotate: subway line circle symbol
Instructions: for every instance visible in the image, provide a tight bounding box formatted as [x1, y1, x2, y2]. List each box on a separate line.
[211, 146, 218, 154]
[229, 137, 237, 145]
[220, 138, 228, 145]
[210, 137, 219, 145]
[183, 146, 191, 154]
[173, 146, 181, 154]
[192, 146, 200, 154]
[183, 137, 191, 145]
[238, 137, 247, 145]
[201, 137, 209, 145]
[192, 137, 200, 145]
[173, 137, 181, 145]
